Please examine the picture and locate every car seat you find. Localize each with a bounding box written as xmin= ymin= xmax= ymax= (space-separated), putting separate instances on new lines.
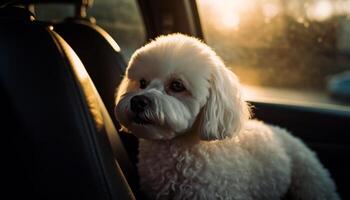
xmin=0 ymin=6 xmax=136 ymax=199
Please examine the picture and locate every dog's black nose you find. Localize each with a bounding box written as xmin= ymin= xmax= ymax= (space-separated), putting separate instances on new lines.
xmin=130 ymin=95 xmax=150 ymax=113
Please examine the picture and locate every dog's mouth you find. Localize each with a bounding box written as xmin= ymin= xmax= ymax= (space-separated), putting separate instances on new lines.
xmin=132 ymin=115 xmax=152 ymax=125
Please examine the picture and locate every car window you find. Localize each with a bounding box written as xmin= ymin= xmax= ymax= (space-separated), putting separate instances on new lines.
xmin=35 ymin=0 xmax=146 ymax=60
xmin=87 ymin=0 xmax=146 ymax=59
xmin=196 ymin=0 xmax=350 ymax=106
xmin=35 ymin=4 xmax=74 ymax=21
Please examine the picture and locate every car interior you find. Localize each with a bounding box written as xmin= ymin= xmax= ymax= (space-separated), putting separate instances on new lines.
xmin=1 ymin=0 xmax=349 ymax=199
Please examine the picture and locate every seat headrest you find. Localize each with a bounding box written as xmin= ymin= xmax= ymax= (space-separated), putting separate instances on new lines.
xmin=1 ymin=0 xmax=94 ymax=18
xmin=2 ymin=0 xmax=93 ymax=7
xmin=0 ymin=6 xmax=35 ymax=22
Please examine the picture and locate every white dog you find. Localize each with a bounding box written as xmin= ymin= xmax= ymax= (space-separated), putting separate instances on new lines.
xmin=115 ymin=34 xmax=339 ymax=200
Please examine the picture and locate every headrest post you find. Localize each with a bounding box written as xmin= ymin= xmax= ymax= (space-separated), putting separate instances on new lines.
xmin=75 ymin=2 xmax=87 ymax=18
xmin=25 ymin=4 xmax=35 ymax=15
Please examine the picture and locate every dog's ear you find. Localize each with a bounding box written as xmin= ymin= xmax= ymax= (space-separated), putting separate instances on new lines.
xmin=199 ymin=64 xmax=250 ymax=141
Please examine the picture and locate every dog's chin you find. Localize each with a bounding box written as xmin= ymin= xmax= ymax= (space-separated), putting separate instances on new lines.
xmin=127 ymin=121 xmax=178 ymax=140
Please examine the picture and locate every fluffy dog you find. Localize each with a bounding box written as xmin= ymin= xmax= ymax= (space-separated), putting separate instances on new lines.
xmin=115 ymin=34 xmax=339 ymax=200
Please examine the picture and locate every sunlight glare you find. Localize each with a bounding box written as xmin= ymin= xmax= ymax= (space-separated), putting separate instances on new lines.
xmin=307 ymin=0 xmax=333 ymax=21
xmin=262 ymin=3 xmax=280 ymax=20
xmin=335 ymin=0 xmax=350 ymax=15
xmin=222 ymin=12 xmax=240 ymax=29
xmin=202 ymin=0 xmax=254 ymax=30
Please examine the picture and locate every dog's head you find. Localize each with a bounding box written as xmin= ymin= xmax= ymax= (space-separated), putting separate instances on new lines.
xmin=115 ymin=34 xmax=250 ymax=140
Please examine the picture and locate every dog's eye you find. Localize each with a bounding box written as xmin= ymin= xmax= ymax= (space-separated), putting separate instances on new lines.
xmin=170 ymin=80 xmax=186 ymax=92
xmin=140 ymin=79 xmax=147 ymax=89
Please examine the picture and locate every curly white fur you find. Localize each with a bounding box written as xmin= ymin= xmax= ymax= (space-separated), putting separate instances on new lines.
xmin=115 ymin=34 xmax=339 ymax=200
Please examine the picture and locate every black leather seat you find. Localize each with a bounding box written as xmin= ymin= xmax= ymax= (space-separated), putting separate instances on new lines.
xmin=53 ymin=16 xmax=141 ymax=187
xmin=49 ymin=5 xmax=142 ymax=193
xmin=1 ymin=7 xmax=135 ymax=199
xmin=54 ymin=19 xmax=127 ymax=123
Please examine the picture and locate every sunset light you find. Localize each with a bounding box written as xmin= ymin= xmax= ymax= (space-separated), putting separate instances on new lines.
xmin=262 ymin=3 xmax=280 ymax=22
xmin=199 ymin=0 xmax=349 ymax=30
xmin=196 ymin=0 xmax=350 ymax=90
xmin=307 ymin=0 xmax=333 ymax=21
xmin=201 ymin=0 xmax=254 ymax=30
xmin=221 ymin=12 xmax=240 ymax=29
